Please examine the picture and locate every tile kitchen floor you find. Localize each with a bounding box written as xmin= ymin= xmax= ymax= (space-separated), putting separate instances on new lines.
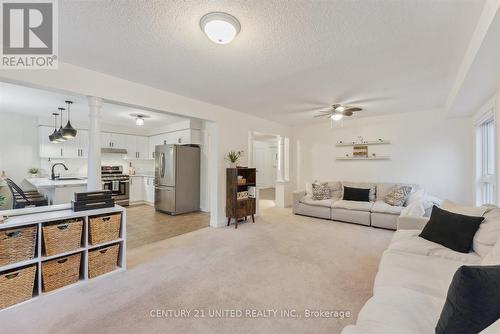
xmin=126 ymin=204 xmax=210 ymax=250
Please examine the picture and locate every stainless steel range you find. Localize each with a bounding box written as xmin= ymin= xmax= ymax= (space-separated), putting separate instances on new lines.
xmin=101 ymin=166 xmax=129 ymax=206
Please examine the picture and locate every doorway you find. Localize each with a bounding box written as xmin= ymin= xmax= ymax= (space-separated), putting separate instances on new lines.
xmin=252 ymin=133 xmax=279 ymax=210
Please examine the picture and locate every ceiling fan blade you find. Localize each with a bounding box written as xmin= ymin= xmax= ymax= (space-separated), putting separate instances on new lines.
xmin=314 ymin=114 xmax=331 ymax=118
xmin=342 ymin=110 xmax=354 ymax=116
xmin=316 ymin=109 xmax=333 ymax=114
xmin=343 ymin=107 xmax=362 ymax=113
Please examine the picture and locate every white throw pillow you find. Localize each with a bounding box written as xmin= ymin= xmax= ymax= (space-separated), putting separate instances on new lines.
xmin=473 ymin=207 xmax=500 ymax=257
xmin=482 ymin=237 xmax=500 ymax=265
xmin=401 ymin=200 xmax=427 ymax=217
xmin=441 ymin=199 xmax=487 ymax=217
xmin=405 ymin=188 xmax=425 ymax=206
xmin=305 ymin=183 xmax=313 ymax=196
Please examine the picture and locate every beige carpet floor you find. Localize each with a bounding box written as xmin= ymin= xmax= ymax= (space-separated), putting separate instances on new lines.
xmin=0 ymin=207 xmax=393 ymax=334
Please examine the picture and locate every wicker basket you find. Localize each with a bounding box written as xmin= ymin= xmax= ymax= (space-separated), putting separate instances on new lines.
xmin=0 ymin=226 xmax=37 ymax=266
xmin=42 ymin=253 xmax=81 ymax=292
xmin=88 ymin=213 xmax=121 ymax=245
xmin=88 ymin=243 xmax=120 ymax=278
xmin=42 ymin=219 xmax=83 ymax=256
xmin=0 ymin=265 xmax=36 ymax=309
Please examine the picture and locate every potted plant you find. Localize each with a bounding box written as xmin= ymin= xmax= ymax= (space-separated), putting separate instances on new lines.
xmin=28 ymin=168 xmax=39 ymax=178
xmin=226 ymin=150 xmax=243 ymax=168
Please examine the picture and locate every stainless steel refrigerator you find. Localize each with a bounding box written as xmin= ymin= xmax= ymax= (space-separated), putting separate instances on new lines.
xmin=154 ymin=144 xmax=200 ymax=215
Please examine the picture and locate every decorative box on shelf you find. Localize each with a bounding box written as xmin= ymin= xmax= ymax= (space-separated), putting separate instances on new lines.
xmin=72 ymin=191 xmax=114 ymax=212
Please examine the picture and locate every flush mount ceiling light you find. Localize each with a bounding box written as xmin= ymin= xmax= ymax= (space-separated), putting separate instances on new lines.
xmin=130 ymin=113 xmax=150 ymax=126
xmin=200 ymin=12 xmax=241 ymax=44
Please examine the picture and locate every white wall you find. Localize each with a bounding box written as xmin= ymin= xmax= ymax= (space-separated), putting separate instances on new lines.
xmin=0 ymin=111 xmax=39 ymax=184
xmin=0 ymin=62 xmax=291 ymax=227
xmin=294 ymin=110 xmax=474 ymax=204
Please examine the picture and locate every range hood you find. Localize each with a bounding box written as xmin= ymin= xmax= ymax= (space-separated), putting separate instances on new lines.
xmin=101 ymin=148 xmax=128 ymax=154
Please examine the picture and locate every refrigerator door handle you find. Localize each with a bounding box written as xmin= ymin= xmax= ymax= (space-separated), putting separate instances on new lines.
xmin=160 ymin=152 xmax=166 ymax=178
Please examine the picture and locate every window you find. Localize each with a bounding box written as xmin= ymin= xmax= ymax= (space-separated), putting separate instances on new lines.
xmin=477 ymin=118 xmax=495 ymax=205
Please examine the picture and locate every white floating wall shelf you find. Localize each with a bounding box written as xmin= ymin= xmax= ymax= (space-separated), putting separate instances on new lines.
xmin=336 ymin=139 xmax=391 ymax=147
xmin=336 ymin=156 xmax=391 ymax=161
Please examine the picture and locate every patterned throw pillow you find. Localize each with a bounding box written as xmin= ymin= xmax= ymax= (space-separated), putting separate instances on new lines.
xmin=312 ymin=182 xmax=331 ymax=200
xmin=384 ymin=185 xmax=412 ymax=206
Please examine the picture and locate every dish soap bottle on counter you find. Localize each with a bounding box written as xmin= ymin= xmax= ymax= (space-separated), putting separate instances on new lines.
xmin=128 ymin=162 xmax=135 ymax=175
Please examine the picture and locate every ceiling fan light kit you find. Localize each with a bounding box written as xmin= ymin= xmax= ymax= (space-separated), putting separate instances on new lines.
xmin=314 ymin=103 xmax=363 ymax=122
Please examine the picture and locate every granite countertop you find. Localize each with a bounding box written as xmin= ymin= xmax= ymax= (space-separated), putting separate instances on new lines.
xmin=26 ymin=177 xmax=88 ymax=189
xmin=129 ymin=174 xmax=154 ymax=178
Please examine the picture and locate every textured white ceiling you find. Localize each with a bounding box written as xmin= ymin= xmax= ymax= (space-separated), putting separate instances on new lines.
xmin=58 ymin=0 xmax=485 ymax=125
xmin=447 ymin=8 xmax=500 ymax=117
xmin=0 ymin=82 xmax=187 ymax=129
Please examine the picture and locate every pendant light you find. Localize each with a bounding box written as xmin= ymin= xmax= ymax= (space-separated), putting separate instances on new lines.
xmin=49 ymin=112 xmax=60 ymax=143
xmin=54 ymin=107 xmax=66 ymax=142
xmin=61 ymin=100 xmax=77 ymax=139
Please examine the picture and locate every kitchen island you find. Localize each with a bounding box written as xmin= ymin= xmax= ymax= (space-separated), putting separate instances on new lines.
xmin=0 ymin=203 xmax=126 ymax=310
xmin=26 ymin=177 xmax=87 ymax=205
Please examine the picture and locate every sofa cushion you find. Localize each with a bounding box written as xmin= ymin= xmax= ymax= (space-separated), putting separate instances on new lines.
xmin=332 ymin=200 xmax=373 ymax=211
xmin=482 ymin=237 xmax=500 ymax=265
xmin=419 ymin=206 xmax=484 ymax=253
xmin=343 ymin=186 xmax=370 ymax=202
xmin=312 ymin=182 xmax=330 ymax=200
xmin=342 ymin=182 xmax=376 ymax=202
xmin=436 ymin=265 xmax=500 ymax=334
xmin=388 ymin=230 xmax=482 ymax=264
xmin=442 ymin=199 xmax=487 ymax=217
xmin=474 ymin=207 xmax=500 ymax=257
xmin=299 ymin=195 xmax=336 ymax=208
xmin=327 ymin=181 xmax=342 ymax=198
xmin=371 ymin=201 xmax=403 ymax=215
xmin=343 ymin=288 xmax=444 ymax=334
xmin=384 ymin=185 xmax=412 ymax=206
xmin=374 ymin=251 xmax=472 ymax=300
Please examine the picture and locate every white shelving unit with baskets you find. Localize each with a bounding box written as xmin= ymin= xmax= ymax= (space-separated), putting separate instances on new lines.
xmin=0 ymin=205 xmax=126 ymax=311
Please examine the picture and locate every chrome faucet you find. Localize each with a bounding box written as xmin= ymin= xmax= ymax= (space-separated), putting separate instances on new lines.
xmin=51 ymin=163 xmax=68 ymax=180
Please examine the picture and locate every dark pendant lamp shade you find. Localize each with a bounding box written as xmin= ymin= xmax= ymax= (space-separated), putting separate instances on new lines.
xmin=54 ymin=107 xmax=66 ymax=142
xmin=62 ymin=100 xmax=77 ymax=139
xmin=49 ymin=112 xmax=60 ymax=143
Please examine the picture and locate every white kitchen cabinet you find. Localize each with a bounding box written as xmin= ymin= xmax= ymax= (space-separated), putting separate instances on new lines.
xmin=143 ymin=177 xmax=154 ymax=204
xmin=39 ymin=126 xmax=88 ymax=159
xmin=147 ymin=129 xmax=202 ymax=159
xmin=125 ymin=135 xmax=149 ymax=159
xmin=136 ymin=136 xmax=149 ymax=159
xmin=148 ymin=134 xmax=165 ymax=159
xmin=129 ymin=176 xmax=144 ymax=203
xmin=39 ymin=126 xmax=62 ymax=158
xmin=101 ymin=132 xmax=126 ymax=149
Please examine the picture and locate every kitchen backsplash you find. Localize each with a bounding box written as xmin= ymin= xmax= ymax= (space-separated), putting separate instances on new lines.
xmin=39 ymin=154 xmax=154 ymax=177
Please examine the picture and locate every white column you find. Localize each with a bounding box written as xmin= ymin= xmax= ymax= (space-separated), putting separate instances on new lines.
xmin=247 ymin=130 xmax=254 ymax=167
xmin=87 ymin=96 xmax=103 ymax=191
xmin=277 ymin=136 xmax=285 ymax=182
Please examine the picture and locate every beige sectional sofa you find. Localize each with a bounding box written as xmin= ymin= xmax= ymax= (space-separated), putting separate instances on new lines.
xmin=342 ymin=207 xmax=500 ymax=334
xmin=293 ymin=181 xmax=420 ymax=230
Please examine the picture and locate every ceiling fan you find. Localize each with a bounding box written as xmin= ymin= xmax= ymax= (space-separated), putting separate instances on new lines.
xmin=314 ymin=104 xmax=363 ymax=121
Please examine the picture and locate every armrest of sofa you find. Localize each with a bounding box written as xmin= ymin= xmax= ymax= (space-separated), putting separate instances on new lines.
xmin=480 ymin=319 xmax=500 ymax=333
xmin=397 ymin=216 xmax=429 ymax=230
xmin=293 ymin=190 xmax=306 ymax=214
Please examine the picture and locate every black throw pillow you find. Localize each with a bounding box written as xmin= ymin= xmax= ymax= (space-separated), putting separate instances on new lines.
xmin=436 ymin=265 xmax=500 ymax=334
xmin=342 ymin=186 xmax=370 ymax=202
xmin=419 ymin=206 xmax=484 ymax=253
